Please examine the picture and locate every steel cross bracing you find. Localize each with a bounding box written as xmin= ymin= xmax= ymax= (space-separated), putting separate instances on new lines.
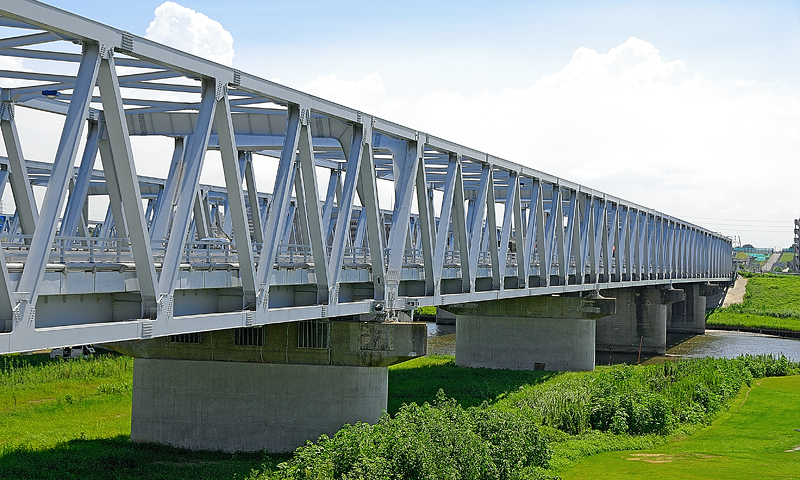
xmin=0 ymin=0 xmax=733 ymax=354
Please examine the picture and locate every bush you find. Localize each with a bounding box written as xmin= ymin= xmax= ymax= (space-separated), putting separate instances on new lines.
xmin=264 ymin=390 xmax=551 ymax=480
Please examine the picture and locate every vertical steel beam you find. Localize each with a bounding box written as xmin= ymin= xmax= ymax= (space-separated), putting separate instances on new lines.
xmin=61 ymin=120 xmax=100 ymax=236
xmin=617 ymin=206 xmax=629 ymax=280
xmin=602 ymin=200 xmax=614 ymax=281
xmin=15 ymin=43 xmax=100 ymax=308
xmin=213 ymin=91 xmax=257 ymax=307
xmin=97 ymin=52 xmax=159 ymax=314
xmin=0 ymin=102 xmax=38 ymax=235
xmin=159 ymin=78 xmax=217 ymax=297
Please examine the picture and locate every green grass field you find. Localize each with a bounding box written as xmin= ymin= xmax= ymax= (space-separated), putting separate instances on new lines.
xmin=0 ymin=353 xmax=275 ymax=480
xmin=707 ymin=274 xmax=800 ymax=332
xmin=561 ymin=375 xmax=800 ymax=479
xmin=2 ymin=351 xmax=799 ymax=478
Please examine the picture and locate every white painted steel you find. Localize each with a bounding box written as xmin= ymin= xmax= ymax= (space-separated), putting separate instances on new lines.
xmin=0 ymin=1 xmax=733 ymax=353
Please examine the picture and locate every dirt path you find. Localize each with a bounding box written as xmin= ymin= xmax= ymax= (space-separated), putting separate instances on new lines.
xmin=761 ymin=252 xmax=781 ymax=273
xmin=721 ymin=275 xmax=747 ymax=307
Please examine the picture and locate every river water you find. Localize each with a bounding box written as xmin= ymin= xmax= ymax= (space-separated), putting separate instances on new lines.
xmin=424 ymin=322 xmax=800 ymax=364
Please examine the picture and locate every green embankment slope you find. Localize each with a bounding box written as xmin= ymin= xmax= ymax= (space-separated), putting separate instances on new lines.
xmin=562 ymin=375 xmax=800 ymax=479
xmin=707 ymin=274 xmax=800 ymax=332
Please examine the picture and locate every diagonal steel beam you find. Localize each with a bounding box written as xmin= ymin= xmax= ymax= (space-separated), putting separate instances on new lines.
xmin=241 ymin=151 xmax=263 ymax=245
xmin=97 ymin=52 xmax=159 ymax=315
xmin=60 ymin=119 xmax=100 ymax=236
xmin=386 ymin=139 xmax=421 ymax=299
xmin=467 ymin=164 xmax=490 ymax=288
xmin=414 ymin=155 xmax=435 ymax=295
xmin=498 ymin=172 xmax=517 ymax=289
xmin=159 ymin=78 xmax=217 ymax=297
xmin=484 ymin=169 xmax=500 ymax=290
xmin=15 ymin=43 xmax=100 ymax=307
xmin=296 ymin=118 xmax=329 ymax=304
xmin=0 ymin=101 xmax=38 ymax=235
xmin=254 ymin=105 xmax=301 ymax=305
xmin=149 ymin=136 xmax=185 ymax=242
xmin=213 ymin=91 xmax=256 ymax=307
xmin=327 ymin=123 xmax=365 ymax=302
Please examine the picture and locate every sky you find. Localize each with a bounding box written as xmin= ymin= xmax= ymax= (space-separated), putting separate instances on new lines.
xmin=20 ymin=1 xmax=800 ymax=247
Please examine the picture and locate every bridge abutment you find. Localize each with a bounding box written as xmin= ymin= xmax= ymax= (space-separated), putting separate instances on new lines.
xmin=445 ymin=295 xmax=615 ymax=371
xmin=110 ymin=318 xmax=426 ymax=453
xmin=596 ymin=287 xmax=685 ymax=355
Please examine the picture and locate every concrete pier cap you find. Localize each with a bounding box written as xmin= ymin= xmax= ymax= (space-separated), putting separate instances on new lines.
xmin=444 ymin=294 xmax=615 ymax=372
xmin=107 ymin=317 xmax=427 ymax=453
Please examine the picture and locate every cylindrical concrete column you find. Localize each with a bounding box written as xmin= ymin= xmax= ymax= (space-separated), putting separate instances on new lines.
xmin=446 ymin=295 xmax=615 ymax=372
xmin=596 ymin=287 xmax=683 ymax=355
xmin=131 ymin=358 xmax=387 ymax=453
xmin=667 ymin=284 xmax=708 ymax=334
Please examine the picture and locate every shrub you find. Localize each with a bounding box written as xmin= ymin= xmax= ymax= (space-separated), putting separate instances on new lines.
xmin=266 ymin=390 xmax=551 ymax=480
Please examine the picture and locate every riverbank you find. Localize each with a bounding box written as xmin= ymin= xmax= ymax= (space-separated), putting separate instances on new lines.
xmin=707 ymin=273 xmax=800 ymax=333
xmin=561 ymin=375 xmax=800 ymax=479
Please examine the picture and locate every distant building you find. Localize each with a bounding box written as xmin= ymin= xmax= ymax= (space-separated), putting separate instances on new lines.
xmin=794 ymin=218 xmax=800 ymax=273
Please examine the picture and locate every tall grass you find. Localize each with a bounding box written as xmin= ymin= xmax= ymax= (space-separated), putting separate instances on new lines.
xmin=500 ymin=355 xmax=795 ymax=437
xmin=250 ymin=354 xmax=798 ymax=479
xmin=0 ymin=353 xmax=132 ymax=390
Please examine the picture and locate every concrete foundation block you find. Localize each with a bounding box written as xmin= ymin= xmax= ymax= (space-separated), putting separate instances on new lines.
xmin=131 ymin=358 xmax=387 ymax=453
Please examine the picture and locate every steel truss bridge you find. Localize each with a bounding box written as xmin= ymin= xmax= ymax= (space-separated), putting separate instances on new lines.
xmin=0 ymin=0 xmax=733 ymax=355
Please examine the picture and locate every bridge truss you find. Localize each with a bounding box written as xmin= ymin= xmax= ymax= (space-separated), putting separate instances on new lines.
xmin=0 ymin=0 xmax=733 ymax=354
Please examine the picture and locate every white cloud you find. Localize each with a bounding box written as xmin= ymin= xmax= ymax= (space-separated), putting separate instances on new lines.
xmin=297 ymin=37 xmax=800 ymax=247
xmin=302 ymin=72 xmax=386 ymax=112
xmin=145 ymin=2 xmax=234 ymax=67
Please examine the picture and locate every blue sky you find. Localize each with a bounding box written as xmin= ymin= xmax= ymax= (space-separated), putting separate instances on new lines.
xmin=44 ymin=1 xmax=800 ymax=91
xmin=29 ymin=1 xmax=800 ymax=247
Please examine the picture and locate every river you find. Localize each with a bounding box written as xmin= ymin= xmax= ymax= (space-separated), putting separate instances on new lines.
xmin=424 ymin=322 xmax=800 ymax=364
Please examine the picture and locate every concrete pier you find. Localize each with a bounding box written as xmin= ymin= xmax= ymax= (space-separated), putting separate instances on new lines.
xmin=596 ymin=287 xmax=685 ymax=355
xmin=132 ymin=359 xmax=386 ymax=453
xmin=667 ymin=284 xmax=717 ymax=334
xmin=110 ymin=318 xmax=426 ymax=452
xmin=445 ymin=295 xmax=615 ymax=371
